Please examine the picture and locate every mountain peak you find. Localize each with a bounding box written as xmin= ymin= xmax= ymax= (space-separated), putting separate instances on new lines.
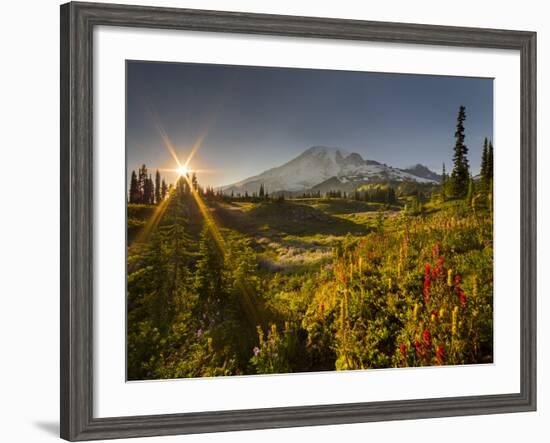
xmin=302 ymin=146 xmax=350 ymax=157
xmin=222 ymin=146 xmax=439 ymax=194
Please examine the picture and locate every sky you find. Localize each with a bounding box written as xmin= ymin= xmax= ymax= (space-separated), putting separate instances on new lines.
xmin=127 ymin=61 xmax=493 ymax=188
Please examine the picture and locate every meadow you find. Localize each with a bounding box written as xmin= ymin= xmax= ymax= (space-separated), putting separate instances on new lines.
xmin=127 ymin=181 xmax=493 ymax=380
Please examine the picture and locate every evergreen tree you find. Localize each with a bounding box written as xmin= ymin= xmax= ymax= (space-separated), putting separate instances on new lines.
xmin=480 ymin=138 xmax=489 ymax=181
xmin=138 ymin=164 xmax=148 ymax=203
xmin=259 ymin=184 xmax=265 ymax=199
xmin=161 ymin=179 xmax=168 ymax=200
xmin=450 ymin=106 xmax=470 ymax=198
xmin=143 ymin=174 xmax=154 ymax=204
xmin=191 ymin=172 xmax=198 ymax=192
xmin=176 ymin=176 xmax=187 ymax=196
xmin=155 ymin=170 xmax=161 ymax=204
xmin=129 ymin=170 xmax=140 ymax=203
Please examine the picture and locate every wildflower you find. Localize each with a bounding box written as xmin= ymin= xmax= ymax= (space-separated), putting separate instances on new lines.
xmin=423 ymin=274 xmax=431 ymax=304
xmin=424 ymin=263 xmax=431 ymax=277
xmin=413 ymin=339 xmax=423 ymax=356
xmin=446 ymin=269 xmax=452 ymax=287
xmin=430 ymin=311 xmax=438 ymax=322
xmin=432 ymin=256 xmax=444 ymax=280
xmin=423 ymin=328 xmax=431 ymax=346
xmin=412 ymin=303 xmax=419 ymax=321
xmin=453 ymin=273 xmax=467 ymax=306
xmin=454 ymin=274 xmax=462 ymax=285
xmin=436 ymin=344 xmax=445 ymax=365
xmin=320 ymin=302 xmax=325 ymax=317
xmin=195 ymin=328 xmax=203 ymax=338
xmin=439 ymin=307 xmax=445 ymax=318
xmin=457 ymin=288 xmax=467 ymax=306
xmin=452 ymin=306 xmax=459 ymax=336
xmin=400 ymin=342 xmax=407 ymax=357
xmin=256 ymin=325 xmax=264 ymax=345
xmin=253 ymin=346 xmax=260 ymax=356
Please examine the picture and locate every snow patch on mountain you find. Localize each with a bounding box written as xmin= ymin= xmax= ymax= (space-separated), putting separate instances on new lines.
xmin=222 ymin=146 xmax=439 ymax=194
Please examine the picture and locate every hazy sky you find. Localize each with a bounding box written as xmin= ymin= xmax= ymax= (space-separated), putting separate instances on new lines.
xmin=127 ymin=61 xmax=493 ymax=188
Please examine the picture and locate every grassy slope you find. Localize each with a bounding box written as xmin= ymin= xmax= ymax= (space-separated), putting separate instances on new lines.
xmin=128 ymin=195 xmax=493 ymax=375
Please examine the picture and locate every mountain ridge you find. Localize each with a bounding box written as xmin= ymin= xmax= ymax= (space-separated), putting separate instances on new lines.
xmin=222 ymin=146 xmax=440 ymax=195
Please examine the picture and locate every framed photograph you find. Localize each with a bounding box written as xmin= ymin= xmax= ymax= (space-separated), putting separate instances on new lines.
xmin=60 ymin=2 xmax=536 ymax=441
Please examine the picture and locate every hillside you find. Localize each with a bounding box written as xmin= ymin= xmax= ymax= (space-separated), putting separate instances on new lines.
xmin=127 ymin=186 xmax=493 ymax=379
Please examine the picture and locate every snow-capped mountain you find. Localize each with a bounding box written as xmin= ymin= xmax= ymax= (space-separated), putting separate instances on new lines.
xmin=222 ymin=146 xmax=439 ymax=195
xmin=402 ymin=164 xmax=442 ymax=183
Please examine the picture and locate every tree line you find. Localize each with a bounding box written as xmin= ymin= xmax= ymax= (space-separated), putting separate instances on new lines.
xmin=128 ymin=105 xmax=493 ymax=208
xmin=129 ymin=165 xmax=170 ymax=205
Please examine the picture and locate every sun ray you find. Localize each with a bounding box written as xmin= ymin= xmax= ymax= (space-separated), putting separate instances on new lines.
xmin=181 ymin=174 xmax=262 ymax=325
xmin=131 ymin=189 xmax=173 ymax=245
xmin=184 ymin=132 xmax=207 ymax=169
xmin=136 ymin=101 xmax=263 ymax=323
xmin=149 ymin=107 xmax=182 ymax=169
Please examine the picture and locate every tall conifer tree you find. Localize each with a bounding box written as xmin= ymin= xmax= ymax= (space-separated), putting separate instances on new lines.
xmin=155 ymin=170 xmax=161 ymax=204
xmin=450 ymin=106 xmax=470 ymax=198
xmin=129 ymin=170 xmax=140 ymax=203
xmin=161 ymin=179 xmax=168 ymax=200
xmin=191 ymin=172 xmax=198 ymax=192
xmin=138 ymin=164 xmax=148 ymax=203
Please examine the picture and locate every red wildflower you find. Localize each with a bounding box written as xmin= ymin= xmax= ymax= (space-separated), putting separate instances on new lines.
xmin=400 ymin=342 xmax=407 ymax=357
xmin=320 ymin=303 xmax=325 ymax=317
xmin=453 ymin=273 xmax=467 ymax=306
xmin=413 ymin=339 xmax=423 ymax=356
xmin=457 ymin=288 xmax=467 ymax=306
xmin=423 ymin=275 xmax=431 ymax=304
xmin=423 ymin=328 xmax=431 ymax=346
xmin=424 ymin=263 xmax=431 ymax=277
xmin=436 ymin=344 xmax=445 ymax=365
xmin=433 ymin=256 xmax=445 ymax=279
xmin=431 ymin=310 xmax=438 ymax=318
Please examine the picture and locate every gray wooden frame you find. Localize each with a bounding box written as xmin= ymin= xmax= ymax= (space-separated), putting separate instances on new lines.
xmin=60 ymin=1 xmax=537 ymax=441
